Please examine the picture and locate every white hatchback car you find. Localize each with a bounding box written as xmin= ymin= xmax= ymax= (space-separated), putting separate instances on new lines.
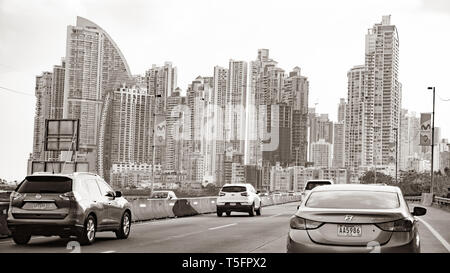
xmin=216 ymin=183 xmax=262 ymax=217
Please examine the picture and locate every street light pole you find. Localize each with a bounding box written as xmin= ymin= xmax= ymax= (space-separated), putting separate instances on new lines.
xmin=393 ymin=128 xmax=398 ymax=183
xmin=428 ymin=87 xmax=436 ymax=195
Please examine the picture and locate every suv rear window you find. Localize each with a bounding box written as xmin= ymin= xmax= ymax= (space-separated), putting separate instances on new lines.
xmin=305 ymin=181 xmax=331 ymax=191
xmin=150 ymin=192 xmax=168 ymax=199
xmin=305 ymin=190 xmax=400 ymax=209
xmin=221 ymin=186 xmax=246 ymax=193
xmin=16 ymin=176 xmax=73 ymax=194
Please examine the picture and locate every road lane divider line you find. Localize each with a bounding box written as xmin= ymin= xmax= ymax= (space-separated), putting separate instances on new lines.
xmin=417 ymin=218 xmax=450 ymax=252
xmin=208 ymin=223 xmax=237 ymax=230
xmin=268 ymin=213 xmax=284 ymax=218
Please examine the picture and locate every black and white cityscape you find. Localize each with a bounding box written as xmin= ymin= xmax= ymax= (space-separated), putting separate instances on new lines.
xmin=0 ymin=0 xmax=449 ymax=255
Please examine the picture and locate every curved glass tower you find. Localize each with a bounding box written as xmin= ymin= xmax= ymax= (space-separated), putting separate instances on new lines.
xmin=63 ymin=16 xmax=132 ymax=175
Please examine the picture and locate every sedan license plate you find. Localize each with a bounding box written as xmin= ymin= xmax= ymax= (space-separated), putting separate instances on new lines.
xmin=229 ymin=203 xmax=236 ymax=206
xmin=337 ymin=224 xmax=362 ymax=237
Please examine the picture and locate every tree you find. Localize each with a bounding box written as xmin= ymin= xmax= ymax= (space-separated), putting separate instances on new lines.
xmin=359 ymin=171 xmax=393 ymax=185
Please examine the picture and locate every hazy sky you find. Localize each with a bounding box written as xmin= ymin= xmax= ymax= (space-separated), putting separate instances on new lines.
xmin=0 ymin=0 xmax=449 ymax=181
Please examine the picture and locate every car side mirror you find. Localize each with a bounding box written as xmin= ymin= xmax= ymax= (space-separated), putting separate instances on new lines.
xmin=256 ymin=191 xmax=260 ymax=194
xmin=412 ymin=206 xmax=426 ymax=216
xmin=115 ymin=191 xmax=122 ymax=198
xmin=297 ymin=205 xmax=300 ymax=210
xmin=106 ymin=191 xmax=115 ymax=199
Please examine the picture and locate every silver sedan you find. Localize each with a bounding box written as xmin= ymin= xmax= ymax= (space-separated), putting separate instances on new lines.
xmin=287 ymin=184 xmax=427 ymax=253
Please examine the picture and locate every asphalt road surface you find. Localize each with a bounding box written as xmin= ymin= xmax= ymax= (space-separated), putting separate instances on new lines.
xmin=0 ymin=202 xmax=449 ymax=253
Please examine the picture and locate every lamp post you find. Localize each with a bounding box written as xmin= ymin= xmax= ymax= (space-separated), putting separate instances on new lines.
xmin=393 ymin=128 xmax=398 ymax=183
xmin=428 ymin=87 xmax=436 ymax=195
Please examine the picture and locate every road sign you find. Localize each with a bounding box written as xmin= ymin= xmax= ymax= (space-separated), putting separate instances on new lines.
xmin=154 ymin=115 xmax=166 ymax=146
xmin=44 ymin=119 xmax=79 ymax=151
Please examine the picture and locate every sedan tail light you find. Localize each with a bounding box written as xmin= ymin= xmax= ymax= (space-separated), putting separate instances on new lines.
xmin=376 ymin=218 xmax=413 ymax=232
xmin=290 ymin=216 xmax=323 ymax=230
xmin=240 ymin=192 xmax=248 ymax=196
xmin=10 ymin=191 xmax=22 ymax=201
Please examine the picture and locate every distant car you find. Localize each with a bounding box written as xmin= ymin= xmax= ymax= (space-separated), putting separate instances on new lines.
xmin=216 ymin=183 xmax=262 ymax=217
xmin=7 ymin=172 xmax=132 ymax=245
xmin=272 ymin=191 xmax=282 ymax=197
xmin=149 ymin=190 xmax=177 ymax=200
xmin=301 ymin=179 xmax=334 ymax=199
xmin=287 ymin=184 xmax=427 ymax=253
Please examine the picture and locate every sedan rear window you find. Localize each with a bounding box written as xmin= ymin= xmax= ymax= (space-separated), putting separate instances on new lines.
xmin=221 ymin=186 xmax=246 ymax=193
xmin=305 ymin=191 xmax=400 ymax=209
xmin=16 ymin=176 xmax=73 ymax=194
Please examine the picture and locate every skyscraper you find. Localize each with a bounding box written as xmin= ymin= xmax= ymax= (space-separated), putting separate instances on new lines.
xmin=51 ymin=59 xmax=66 ymax=120
xmin=345 ymin=15 xmax=401 ymax=172
xmin=109 ymin=87 xmax=153 ymax=164
xmin=345 ymin=65 xmax=369 ymax=168
xmin=365 ymin=15 xmax=401 ymax=167
xmin=146 ymin=62 xmax=177 ymax=114
xmin=63 ymin=17 xmax=132 ymax=173
xmin=32 ymin=72 xmax=53 ymax=161
xmin=165 ymin=89 xmax=186 ymax=173
xmin=247 ymin=49 xmax=284 ymax=166
xmin=311 ymin=139 xmax=332 ymax=168
xmin=399 ymin=109 xmax=420 ymax=171
xmin=283 ymin=67 xmax=309 ymax=166
xmin=333 ymin=98 xmax=346 ymax=168
xmin=226 ymin=60 xmax=247 ymax=156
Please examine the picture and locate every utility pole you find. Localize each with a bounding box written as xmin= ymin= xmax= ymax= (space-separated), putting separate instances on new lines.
xmin=428 ymin=87 xmax=436 ymax=195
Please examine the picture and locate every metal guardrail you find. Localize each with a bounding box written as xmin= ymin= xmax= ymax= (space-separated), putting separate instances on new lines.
xmin=404 ymin=196 xmax=422 ymax=202
xmin=435 ymin=197 xmax=450 ymax=206
xmin=405 ymin=195 xmax=450 ymax=206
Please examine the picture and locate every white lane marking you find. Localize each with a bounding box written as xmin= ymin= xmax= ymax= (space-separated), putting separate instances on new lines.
xmin=208 ymin=223 xmax=237 ymax=230
xmin=268 ymin=213 xmax=284 ymax=218
xmin=417 ymin=218 xmax=450 ymax=252
xmin=101 ymin=250 xmax=116 ymax=253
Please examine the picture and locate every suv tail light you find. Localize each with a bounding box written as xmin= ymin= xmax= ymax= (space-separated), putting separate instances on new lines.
xmin=219 ymin=192 xmax=225 ymax=197
xmin=10 ymin=191 xmax=22 ymax=201
xmin=240 ymin=192 xmax=248 ymax=197
xmin=376 ymin=219 xmax=413 ymax=232
xmin=290 ymin=216 xmax=323 ymax=230
xmin=59 ymin=191 xmax=77 ymax=201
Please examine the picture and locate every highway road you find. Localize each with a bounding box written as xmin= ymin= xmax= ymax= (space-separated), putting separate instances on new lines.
xmin=0 ymin=202 xmax=449 ymax=253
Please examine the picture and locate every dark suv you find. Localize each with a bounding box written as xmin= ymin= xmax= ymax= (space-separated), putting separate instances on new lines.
xmin=7 ymin=172 xmax=132 ymax=245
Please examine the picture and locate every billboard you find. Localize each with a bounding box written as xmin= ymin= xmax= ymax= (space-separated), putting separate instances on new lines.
xmin=31 ymin=161 xmax=89 ymax=174
xmin=44 ymin=119 xmax=79 ymax=151
xmin=420 ymin=113 xmax=432 ymax=146
xmin=154 ymin=115 xmax=166 ymax=146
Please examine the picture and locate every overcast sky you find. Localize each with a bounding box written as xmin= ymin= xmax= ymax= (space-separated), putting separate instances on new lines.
xmin=0 ymin=0 xmax=449 ymax=181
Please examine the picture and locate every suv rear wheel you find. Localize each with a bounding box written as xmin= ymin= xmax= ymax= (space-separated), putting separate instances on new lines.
xmin=115 ymin=211 xmax=131 ymax=239
xmin=78 ymin=215 xmax=96 ymax=245
xmin=256 ymin=205 xmax=262 ymax=216
xmin=248 ymin=204 xmax=256 ymax=217
xmin=217 ymin=209 xmax=223 ymax=217
xmin=12 ymin=231 xmax=31 ymax=245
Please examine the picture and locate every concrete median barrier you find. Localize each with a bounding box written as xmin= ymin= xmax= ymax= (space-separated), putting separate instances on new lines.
xmin=129 ymin=195 xmax=301 ymax=222
xmin=0 ymin=201 xmax=11 ymax=237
